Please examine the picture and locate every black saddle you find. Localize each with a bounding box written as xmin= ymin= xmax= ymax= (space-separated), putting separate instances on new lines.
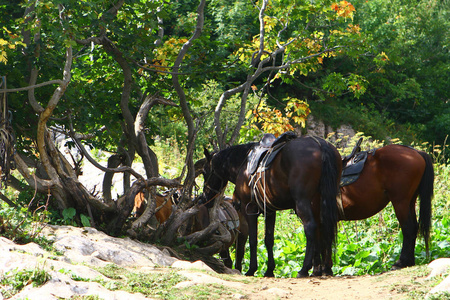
xmin=341 ymin=148 xmax=376 ymax=186
xmin=247 ymin=131 xmax=297 ymax=175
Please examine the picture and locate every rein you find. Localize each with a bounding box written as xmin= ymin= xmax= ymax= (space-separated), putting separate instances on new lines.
xmin=201 ymin=187 xmax=225 ymax=207
xmin=202 ymin=164 xmax=228 ymax=207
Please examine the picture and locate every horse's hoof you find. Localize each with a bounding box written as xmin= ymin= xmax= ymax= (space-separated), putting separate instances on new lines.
xmin=264 ymin=271 xmax=274 ymax=277
xmin=311 ymin=271 xmax=323 ymax=277
xmin=322 ymin=268 xmax=333 ymax=276
xmin=296 ymin=271 xmax=309 ymax=278
xmin=392 ymin=260 xmax=414 ymax=270
xmin=245 ymin=270 xmax=256 ymax=276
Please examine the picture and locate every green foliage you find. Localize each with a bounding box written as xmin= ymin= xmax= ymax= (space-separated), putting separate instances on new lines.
xmin=57 ymin=207 xmax=91 ymax=227
xmin=0 ymin=201 xmax=52 ymax=250
xmin=0 ymin=266 xmax=50 ymax=298
xmin=62 ymin=207 xmax=76 ymax=224
xmin=80 ymin=214 xmax=91 ymax=227
xmin=349 ymin=0 xmax=449 ymax=140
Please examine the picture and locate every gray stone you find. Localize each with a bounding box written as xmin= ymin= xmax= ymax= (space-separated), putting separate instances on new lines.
xmin=41 ymin=225 xmax=177 ymax=268
xmin=1 ymin=225 xmax=180 ymax=299
xmin=426 ymin=258 xmax=450 ymax=298
xmin=426 ymin=258 xmax=450 ymax=280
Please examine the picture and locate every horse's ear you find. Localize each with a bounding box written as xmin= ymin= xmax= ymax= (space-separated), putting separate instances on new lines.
xmin=204 ymin=147 xmax=211 ymax=161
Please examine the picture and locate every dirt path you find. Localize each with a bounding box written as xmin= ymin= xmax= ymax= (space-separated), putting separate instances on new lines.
xmin=244 ymin=274 xmax=414 ymax=299
xmin=185 ymin=266 xmax=433 ymax=300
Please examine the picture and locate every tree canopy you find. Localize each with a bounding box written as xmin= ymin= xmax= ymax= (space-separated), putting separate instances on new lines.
xmin=0 ymin=0 xmax=448 ymax=244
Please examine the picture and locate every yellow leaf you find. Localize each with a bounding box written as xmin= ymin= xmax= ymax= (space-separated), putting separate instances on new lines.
xmin=0 ymin=51 xmax=7 ymax=64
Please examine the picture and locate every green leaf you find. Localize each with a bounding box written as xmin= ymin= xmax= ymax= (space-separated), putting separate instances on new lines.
xmin=80 ymin=214 xmax=91 ymax=227
xmin=62 ymin=207 xmax=76 ymax=221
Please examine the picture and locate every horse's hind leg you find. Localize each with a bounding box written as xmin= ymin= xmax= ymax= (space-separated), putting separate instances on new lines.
xmin=320 ymin=242 xmax=334 ymax=276
xmin=311 ymin=229 xmax=324 ymax=277
xmin=295 ymin=210 xmax=317 ymax=278
xmin=392 ymin=198 xmax=418 ymax=269
xmin=297 ymin=220 xmax=317 ymax=277
xmin=264 ymin=211 xmax=276 ymax=277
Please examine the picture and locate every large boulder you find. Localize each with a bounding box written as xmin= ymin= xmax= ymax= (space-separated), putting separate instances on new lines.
xmin=0 ymin=225 xmax=218 ymax=299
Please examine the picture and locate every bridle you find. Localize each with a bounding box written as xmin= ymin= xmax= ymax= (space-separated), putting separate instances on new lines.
xmin=202 ymin=161 xmax=228 ymax=206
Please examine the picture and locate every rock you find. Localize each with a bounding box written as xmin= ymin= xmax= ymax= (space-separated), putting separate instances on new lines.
xmin=0 ymin=225 xmax=181 ymax=299
xmin=426 ymin=258 xmax=450 ymax=299
xmin=41 ymin=225 xmax=177 ymax=268
xmin=426 ymin=258 xmax=450 ymax=280
xmin=171 ymin=260 xmax=214 ymax=272
xmin=427 ymin=275 xmax=450 ymax=299
xmin=306 ymin=115 xmax=356 ymax=141
xmin=0 ymin=235 xmax=149 ymax=299
xmin=11 ymin=275 xmax=149 ymax=300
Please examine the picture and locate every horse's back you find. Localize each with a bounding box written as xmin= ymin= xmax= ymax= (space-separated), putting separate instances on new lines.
xmin=375 ymin=145 xmax=426 ymax=182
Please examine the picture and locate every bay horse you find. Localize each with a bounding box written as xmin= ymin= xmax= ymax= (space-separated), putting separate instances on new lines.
xmin=133 ymin=192 xmax=173 ymax=223
xmin=134 ymin=191 xmax=244 ymax=268
xmin=336 ymin=144 xmax=434 ymax=269
xmin=201 ymin=136 xmax=342 ymax=277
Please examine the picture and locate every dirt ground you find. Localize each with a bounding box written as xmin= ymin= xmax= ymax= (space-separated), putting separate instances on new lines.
xmin=202 ymin=266 xmax=433 ymax=300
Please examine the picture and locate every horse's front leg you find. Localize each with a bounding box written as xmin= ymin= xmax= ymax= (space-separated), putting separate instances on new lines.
xmin=245 ymin=212 xmax=259 ymax=276
xmin=220 ymin=249 xmax=233 ymax=269
xmin=264 ymin=211 xmax=276 ymax=277
xmin=235 ymin=218 xmax=248 ymax=272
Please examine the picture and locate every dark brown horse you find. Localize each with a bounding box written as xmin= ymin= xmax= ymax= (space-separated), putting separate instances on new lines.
xmin=337 ymin=144 xmax=434 ymax=268
xmin=191 ymin=196 xmax=247 ymax=268
xmin=201 ymin=136 xmax=342 ymax=277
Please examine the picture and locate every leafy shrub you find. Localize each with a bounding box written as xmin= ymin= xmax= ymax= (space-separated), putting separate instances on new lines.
xmin=0 ymin=202 xmax=52 ymax=250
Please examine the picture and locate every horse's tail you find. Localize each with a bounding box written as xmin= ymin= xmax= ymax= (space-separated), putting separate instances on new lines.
xmin=417 ymin=150 xmax=434 ymax=257
xmin=318 ymin=139 xmax=341 ymax=249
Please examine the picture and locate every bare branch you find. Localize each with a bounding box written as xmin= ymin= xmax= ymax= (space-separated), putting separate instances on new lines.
xmin=171 ymin=0 xmax=206 ymax=197
xmin=0 ymin=80 xmax=64 ymax=93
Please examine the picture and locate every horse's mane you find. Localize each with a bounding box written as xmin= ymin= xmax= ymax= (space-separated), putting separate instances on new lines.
xmin=214 ymin=142 xmax=257 ymax=162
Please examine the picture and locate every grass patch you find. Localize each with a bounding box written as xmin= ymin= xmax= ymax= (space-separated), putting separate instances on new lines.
xmin=96 ymin=264 xmax=186 ymax=299
xmin=94 ymin=264 xmax=247 ymax=299
xmin=0 ymin=267 xmax=50 ymax=298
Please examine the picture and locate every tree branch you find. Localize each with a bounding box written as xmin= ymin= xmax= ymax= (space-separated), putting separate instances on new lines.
xmin=0 ymin=80 xmax=64 ymax=93
xmin=171 ymin=0 xmax=206 ymax=201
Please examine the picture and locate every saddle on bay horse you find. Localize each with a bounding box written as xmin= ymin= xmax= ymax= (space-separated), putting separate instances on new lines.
xmin=340 ymin=138 xmax=377 ymax=186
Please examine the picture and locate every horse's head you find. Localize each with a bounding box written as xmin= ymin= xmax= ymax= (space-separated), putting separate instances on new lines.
xmin=198 ymin=147 xmax=228 ymax=208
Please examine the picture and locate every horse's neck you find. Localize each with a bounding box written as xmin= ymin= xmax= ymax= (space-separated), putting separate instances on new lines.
xmin=222 ymin=143 xmax=254 ymax=183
